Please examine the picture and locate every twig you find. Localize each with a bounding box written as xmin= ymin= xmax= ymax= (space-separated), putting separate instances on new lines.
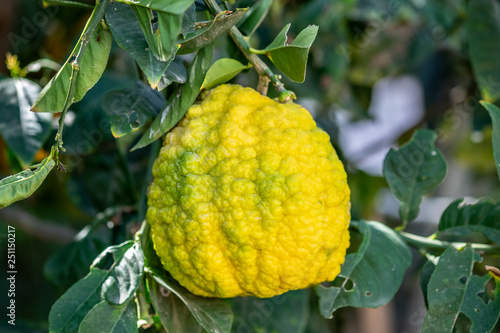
xmin=399 ymin=230 xmax=500 ymax=254
xmin=203 ymin=0 xmax=296 ymax=102
xmin=54 ymin=0 xmax=110 ymax=159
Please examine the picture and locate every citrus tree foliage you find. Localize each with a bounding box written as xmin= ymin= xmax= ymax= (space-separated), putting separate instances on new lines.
xmin=2 ymin=0 xmax=500 ymax=332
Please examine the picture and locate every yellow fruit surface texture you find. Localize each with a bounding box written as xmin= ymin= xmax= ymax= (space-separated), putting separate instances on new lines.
xmin=147 ymin=84 xmax=350 ymax=298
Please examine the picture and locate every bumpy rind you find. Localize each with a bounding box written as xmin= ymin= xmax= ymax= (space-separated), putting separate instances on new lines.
xmin=147 ymin=84 xmax=350 ymax=298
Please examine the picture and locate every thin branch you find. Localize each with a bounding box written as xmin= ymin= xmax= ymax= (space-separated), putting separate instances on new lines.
xmin=203 ymin=0 xmax=296 ymax=102
xmin=399 ymin=230 xmax=500 ymax=254
xmin=54 ymin=0 xmax=110 ymax=157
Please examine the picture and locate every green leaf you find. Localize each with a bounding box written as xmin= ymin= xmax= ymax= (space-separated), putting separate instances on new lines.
xmin=105 ymin=2 xmax=171 ymax=89
xmin=79 ymin=300 xmax=138 ymax=333
xmin=132 ymin=6 xmax=182 ymax=62
xmin=115 ymin=0 xmax=194 ymax=15
xmin=44 ymin=225 xmax=111 ymax=291
xmin=132 ymin=43 xmax=213 ymax=150
xmin=31 ymin=21 xmax=112 ymax=113
xmin=202 ymin=58 xmax=249 ymax=90
xmin=466 ymin=0 xmax=500 ymax=102
xmin=0 ymin=151 xmax=55 ymax=209
xmin=101 ymin=81 xmax=165 ymax=138
xmin=383 ymin=129 xmax=447 ymax=225
xmin=422 ymin=246 xmax=500 ymax=332
xmin=315 ymin=221 xmax=412 ymax=319
xmin=262 ymin=24 xmax=318 ymax=83
xmin=481 ymin=101 xmax=500 ymax=181
xmin=0 ymin=78 xmax=51 ymax=167
xmin=237 ymin=0 xmax=272 ymax=36
xmin=149 ymin=277 xmax=202 ymax=333
xmin=42 ymin=0 xmax=94 ymax=8
xmin=178 ymin=9 xmax=247 ymax=55
xmin=181 ymin=3 xmax=196 ymax=37
xmin=102 ymin=242 xmax=145 ymax=305
xmin=437 ymin=198 xmax=500 ymax=245
xmin=230 ymin=289 xmax=309 ymax=333
xmin=147 ymin=268 xmax=233 ymax=333
xmin=158 ymin=57 xmax=188 ymax=91
xmin=49 ymin=269 xmax=108 ymax=333
xmin=420 ymin=260 xmax=436 ymax=309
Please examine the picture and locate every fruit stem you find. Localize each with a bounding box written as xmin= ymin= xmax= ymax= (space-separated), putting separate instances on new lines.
xmin=203 ymin=0 xmax=296 ymax=102
xmin=54 ymin=0 xmax=110 ymax=162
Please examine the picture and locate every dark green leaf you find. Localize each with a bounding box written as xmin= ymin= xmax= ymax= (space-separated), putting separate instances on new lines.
xmin=42 ymin=0 xmax=94 ymax=8
xmin=132 ymin=6 xmax=182 ymax=62
xmin=437 ymin=198 xmax=500 ymax=245
xmin=202 ymin=58 xmax=249 ymax=90
xmin=181 ymin=3 xmax=196 ymax=37
xmin=102 ymin=242 xmax=145 ymax=305
xmin=231 ymin=289 xmax=309 ymax=333
xmin=147 ymin=268 xmax=233 ymax=333
xmin=383 ymin=129 xmax=447 ymax=225
xmin=132 ymin=43 xmax=213 ymax=150
xmin=105 ymin=2 xmax=171 ymax=89
xmin=0 ymin=78 xmax=51 ymax=167
xmin=422 ymin=246 xmax=500 ymax=332
xmin=149 ymin=277 xmax=202 ymax=333
xmin=49 ymin=269 xmax=108 ymax=333
xmin=420 ymin=260 xmax=436 ymax=309
xmin=263 ymin=24 xmax=318 ymax=82
xmin=482 ymin=101 xmax=500 ymax=181
xmin=101 ymin=81 xmax=165 ymax=138
xmin=178 ymin=9 xmax=247 ymax=55
xmin=0 ymin=151 xmax=55 ymax=209
xmin=315 ymin=221 xmax=412 ymax=318
xmin=237 ymin=0 xmax=272 ymax=36
xmin=466 ymin=0 xmax=500 ymax=102
xmin=44 ymin=225 xmax=111 ymax=291
xmin=115 ymin=0 xmax=194 ymax=15
xmin=79 ymin=300 xmax=138 ymax=333
xmin=158 ymin=57 xmax=188 ymax=91
xmin=31 ymin=21 xmax=112 ymax=112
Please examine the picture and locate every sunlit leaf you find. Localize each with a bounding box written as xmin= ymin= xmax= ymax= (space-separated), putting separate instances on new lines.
xmin=32 ymin=20 xmax=112 ymax=112
xmin=0 ymin=151 xmax=55 ymax=209
xmin=202 ymin=58 xmax=249 ymax=90
xmin=262 ymin=24 xmax=318 ymax=82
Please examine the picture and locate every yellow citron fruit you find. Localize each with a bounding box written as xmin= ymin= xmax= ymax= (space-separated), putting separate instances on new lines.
xmin=147 ymin=84 xmax=350 ymax=298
